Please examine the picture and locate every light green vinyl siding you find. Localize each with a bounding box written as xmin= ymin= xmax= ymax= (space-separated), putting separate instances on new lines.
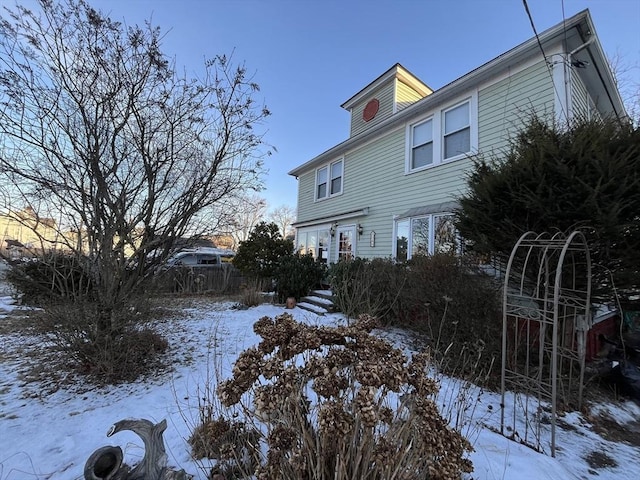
xmin=572 ymin=71 xmax=589 ymax=120
xmin=351 ymin=131 xmax=472 ymax=261
xmin=296 ymin=127 xmax=473 ymax=261
xmin=396 ymin=81 xmax=427 ymax=112
xmin=350 ymin=82 xmax=395 ymax=137
xmin=296 ymin=170 xmax=317 ymax=224
xmin=478 ymin=60 xmax=555 ymax=156
xmin=297 ymin=60 xmax=562 ymax=262
xmin=571 ymin=72 xmax=601 ymax=121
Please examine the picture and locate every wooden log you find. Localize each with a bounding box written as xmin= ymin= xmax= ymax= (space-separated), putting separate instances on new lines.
xmin=83 ymin=445 xmax=127 ymax=480
xmin=85 ymin=419 xmax=188 ymax=480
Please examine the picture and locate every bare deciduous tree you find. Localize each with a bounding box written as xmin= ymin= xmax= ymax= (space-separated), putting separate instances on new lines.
xmin=0 ymin=0 xmax=270 ymax=333
xmin=608 ymin=50 xmax=640 ymax=124
xmin=268 ymin=204 xmax=296 ymax=239
xmin=219 ymin=193 xmax=267 ymax=249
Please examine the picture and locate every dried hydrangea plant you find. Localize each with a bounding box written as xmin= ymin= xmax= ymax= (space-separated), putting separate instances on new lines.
xmin=214 ymin=313 xmax=473 ymax=480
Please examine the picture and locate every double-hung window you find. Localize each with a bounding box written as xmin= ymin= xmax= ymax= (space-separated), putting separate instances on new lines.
xmin=443 ymin=102 xmax=470 ymax=160
xmin=406 ymin=95 xmax=476 ymax=173
xmin=411 ymin=119 xmax=433 ymax=169
xmin=316 ymin=167 xmax=328 ymax=199
xmin=330 ymin=160 xmax=343 ymax=195
xmin=316 ymin=159 xmax=343 ymax=200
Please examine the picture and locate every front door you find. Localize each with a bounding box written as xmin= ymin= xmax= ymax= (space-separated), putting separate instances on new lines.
xmin=337 ymin=225 xmax=356 ymax=261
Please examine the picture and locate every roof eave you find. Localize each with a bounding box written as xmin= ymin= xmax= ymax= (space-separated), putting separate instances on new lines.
xmin=340 ymin=63 xmax=432 ymax=111
xmin=289 ymin=10 xmax=600 ymax=178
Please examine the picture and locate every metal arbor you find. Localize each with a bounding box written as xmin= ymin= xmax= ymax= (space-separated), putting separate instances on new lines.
xmin=500 ymin=231 xmax=591 ymax=457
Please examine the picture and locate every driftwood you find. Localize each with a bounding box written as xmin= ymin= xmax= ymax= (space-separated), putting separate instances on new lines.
xmin=84 ymin=419 xmax=188 ymax=480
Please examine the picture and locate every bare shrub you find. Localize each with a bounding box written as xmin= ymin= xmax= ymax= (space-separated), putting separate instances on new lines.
xmin=330 ymin=255 xmax=501 ymax=379
xmin=329 ymin=258 xmax=405 ymax=321
xmin=194 ymin=313 xmax=473 ymax=479
xmin=41 ymin=299 xmax=168 ymax=384
xmin=5 ymin=253 xmax=95 ymax=304
xmin=402 ymin=255 xmax=502 ymax=379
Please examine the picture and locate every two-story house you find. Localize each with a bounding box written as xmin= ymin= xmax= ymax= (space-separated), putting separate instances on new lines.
xmin=288 ymin=9 xmax=626 ymax=264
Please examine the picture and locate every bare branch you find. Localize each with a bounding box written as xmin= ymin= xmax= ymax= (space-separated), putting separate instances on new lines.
xmin=0 ymin=0 xmax=270 ymax=327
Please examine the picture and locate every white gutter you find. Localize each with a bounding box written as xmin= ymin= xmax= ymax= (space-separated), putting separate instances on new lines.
xmin=289 ymin=10 xmax=591 ymax=178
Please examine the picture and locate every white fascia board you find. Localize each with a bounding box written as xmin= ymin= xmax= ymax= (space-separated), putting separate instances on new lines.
xmin=289 ymin=11 xmax=591 ymax=178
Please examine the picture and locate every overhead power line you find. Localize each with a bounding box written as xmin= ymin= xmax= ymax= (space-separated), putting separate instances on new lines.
xmin=522 ymin=0 xmax=550 ymax=67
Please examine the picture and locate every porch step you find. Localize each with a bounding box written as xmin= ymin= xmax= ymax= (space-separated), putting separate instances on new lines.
xmin=297 ymin=290 xmax=338 ymax=316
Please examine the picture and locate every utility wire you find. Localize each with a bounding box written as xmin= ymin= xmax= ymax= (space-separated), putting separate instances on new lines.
xmin=522 ymin=0 xmax=550 ymax=67
xmin=522 ymin=0 xmax=569 ymax=125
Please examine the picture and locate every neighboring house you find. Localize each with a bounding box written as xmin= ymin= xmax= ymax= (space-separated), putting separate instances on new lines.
xmin=288 ymin=10 xmax=626 ymax=264
xmin=0 ymin=208 xmax=61 ymax=258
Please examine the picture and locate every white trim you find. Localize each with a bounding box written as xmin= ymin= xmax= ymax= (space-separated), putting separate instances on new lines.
xmin=392 ymin=78 xmax=398 ymax=115
xmin=549 ymin=52 xmax=571 ymax=126
xmin=336 ymin=224 xmax=357 ymax=261
xmin=341 ymin=64 xmax=432 ymax=111
xmin=315 ymin=157 xmax=344 ymax=201
xmin=295 ymin=226 xmax=332 ymax=263
xmin=289 ymin=12 xmax=595 ymax=178
xmin=292 ymin=207 xmax=369 ymax=229
xmin=475 ymin=44 xmax=560 ymax=93
xmin=393 ymin=212 xmax=458 ymax=259
xmin=405 ymin=92 xmax=478 ymax=174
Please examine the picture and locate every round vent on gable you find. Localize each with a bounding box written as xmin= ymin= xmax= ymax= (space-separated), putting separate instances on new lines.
xmin=362 ymin=98 xmax=379 ymax=122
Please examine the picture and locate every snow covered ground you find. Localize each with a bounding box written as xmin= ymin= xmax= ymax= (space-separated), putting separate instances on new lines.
xmin=1 ymin=282 xmax=639 ymax=479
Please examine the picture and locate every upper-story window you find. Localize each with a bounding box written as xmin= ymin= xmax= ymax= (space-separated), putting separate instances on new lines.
xmin=411 ymin=118 xmax=433 ymax=169
xmin=316 ymin=158 xmax=343 ymax=200
xmin=443 ymin=102 xmax=470 ymax=159
xmin=406 ymin=95 xmax=476 ymax=173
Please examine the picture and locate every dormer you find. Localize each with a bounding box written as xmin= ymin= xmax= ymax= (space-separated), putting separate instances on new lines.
xmin=341 ymin=64 xmax=433 ymax=138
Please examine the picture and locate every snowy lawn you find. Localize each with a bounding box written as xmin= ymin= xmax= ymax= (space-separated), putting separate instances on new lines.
xmin=1 ymin=294 xmax=639 ymax=479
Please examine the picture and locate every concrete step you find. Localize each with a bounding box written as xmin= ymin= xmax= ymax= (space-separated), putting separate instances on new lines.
xmin=297 ymin=290 xmax=338 ymax=316
xmin=309 ymin=289 xmax=335 ymax=302
xmin=296 ymin=301 xmax=330 ymax=316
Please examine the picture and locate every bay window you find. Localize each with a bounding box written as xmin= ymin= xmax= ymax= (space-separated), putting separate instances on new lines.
xmin=296 ymin=227 xmax=331 ymax=264
xmin=394 ymin=213 xmax=458 ymax=260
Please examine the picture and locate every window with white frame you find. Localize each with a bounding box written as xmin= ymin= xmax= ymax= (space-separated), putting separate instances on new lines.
xmin=394 ymin=213 xmax=458 ymax=261
xmin=406 ymin=96 xmax=475 ymax=172
xmin=296 ymin=228 xmax=331 ymax=263
xmin=316 ymin=159 xmax=343 ymax=200
xmin=443 ymin=102 xmax=470 ymax=159
xmin=411 ymin=118 xmax=433 ymax=169
xmin=316 ymin=167 xmax=328 ymax=199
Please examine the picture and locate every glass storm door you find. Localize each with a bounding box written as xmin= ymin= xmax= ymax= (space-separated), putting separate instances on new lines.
xmin=337 ymin=226 xmax=356 ymax=261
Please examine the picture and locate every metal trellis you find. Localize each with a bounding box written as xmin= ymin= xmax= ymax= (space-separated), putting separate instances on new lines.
xmin=500 ymin=231 xmax=591 ymax=457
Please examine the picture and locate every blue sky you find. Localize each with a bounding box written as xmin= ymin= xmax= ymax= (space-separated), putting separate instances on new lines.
xmin=14 ymin=0 xmax=640 ymax=211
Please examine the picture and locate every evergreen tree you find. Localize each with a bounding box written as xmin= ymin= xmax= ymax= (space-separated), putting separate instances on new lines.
xmin=233 ymin=222 xmax=294 ymax=281
xmin=456 ymin=117 xmax=640 ymax=305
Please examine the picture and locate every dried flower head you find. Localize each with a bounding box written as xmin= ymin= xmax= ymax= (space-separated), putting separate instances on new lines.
xmin=212 ymin=313 xmax=473 ymax=478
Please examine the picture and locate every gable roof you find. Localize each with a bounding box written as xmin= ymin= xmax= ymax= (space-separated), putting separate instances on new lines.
xmin=340 ymin=63 xmax=433 ymax=111
xmin=288 ymin=9 xmax=625 ymax=178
